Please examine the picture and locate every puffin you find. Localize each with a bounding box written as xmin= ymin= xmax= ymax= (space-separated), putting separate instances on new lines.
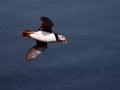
xmin=22 ymin=17 xmax=68 ymax=61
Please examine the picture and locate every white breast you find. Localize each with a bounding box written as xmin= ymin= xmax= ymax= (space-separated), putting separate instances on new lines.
xmin=29 ymin=31 xmax=57 ymax=42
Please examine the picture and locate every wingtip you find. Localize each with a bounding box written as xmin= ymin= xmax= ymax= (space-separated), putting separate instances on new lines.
xmin=24 ymin=59 xmax=33 ymax=62
xmin=24 ymin=57 xmax=34 ymax=61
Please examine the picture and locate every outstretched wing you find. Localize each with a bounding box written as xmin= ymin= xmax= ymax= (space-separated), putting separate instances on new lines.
xmin=39 ymin=16 xmax=54 ymax=33
xmin=25 ymin=41 xmax=47 ymax=61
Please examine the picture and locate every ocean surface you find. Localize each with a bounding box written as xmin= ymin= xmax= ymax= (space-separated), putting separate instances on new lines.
xmin=0 ymin=0 xmax=120 ymax=90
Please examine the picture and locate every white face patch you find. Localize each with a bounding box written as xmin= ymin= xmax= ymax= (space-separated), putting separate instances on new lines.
xmin=58 ymin=34 xmax=66 ymax=41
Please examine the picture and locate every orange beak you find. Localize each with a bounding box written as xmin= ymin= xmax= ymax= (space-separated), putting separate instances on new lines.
xmin=62 ymin=39 xmax=68 ymax=44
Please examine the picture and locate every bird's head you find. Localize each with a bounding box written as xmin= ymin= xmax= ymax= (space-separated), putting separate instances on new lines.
xmin=58 ymin=34 xmax=68 ymax=44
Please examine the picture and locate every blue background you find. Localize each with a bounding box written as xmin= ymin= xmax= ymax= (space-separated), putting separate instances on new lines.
xmin=0 ymin=0 xmax=120 ymax=90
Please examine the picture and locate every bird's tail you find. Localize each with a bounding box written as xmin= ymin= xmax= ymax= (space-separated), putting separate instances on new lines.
xmin=22 ymin=30 xmax=33 ymax=38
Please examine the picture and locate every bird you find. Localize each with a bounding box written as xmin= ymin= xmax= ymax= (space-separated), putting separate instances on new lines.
xmin=22 ymin=17 xmax=68 ymax=61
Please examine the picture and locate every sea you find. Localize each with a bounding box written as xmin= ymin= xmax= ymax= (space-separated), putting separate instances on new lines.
xmin=0 ymin=0 xmax=120 ymax=90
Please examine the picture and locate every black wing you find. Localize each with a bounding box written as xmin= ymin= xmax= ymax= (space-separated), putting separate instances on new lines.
xmin=25 ymin=40 xmax=47 ymax=61
xmin=39 ymin=16 xmax=54 ymax=33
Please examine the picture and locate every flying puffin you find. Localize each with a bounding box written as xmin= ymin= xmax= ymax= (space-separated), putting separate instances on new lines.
xmin=22 ymin=17 xmax=68 ymax=61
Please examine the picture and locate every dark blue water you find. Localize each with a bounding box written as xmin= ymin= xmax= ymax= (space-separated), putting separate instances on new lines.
xmin=0 ymin=0 xmax=120 ymax=90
